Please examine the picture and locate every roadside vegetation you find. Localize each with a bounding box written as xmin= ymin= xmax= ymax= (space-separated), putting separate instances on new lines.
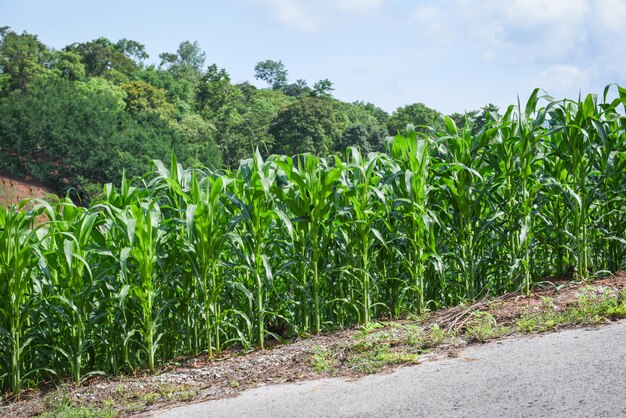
xmin=1 ymin=82 xmax=625 ymax=408
xmin=3 ymin=274 xmax=625 ymax=417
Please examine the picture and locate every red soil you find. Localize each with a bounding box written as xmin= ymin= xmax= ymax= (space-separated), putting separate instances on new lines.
xmin=0 ymin=173 xmax=58 ymax=207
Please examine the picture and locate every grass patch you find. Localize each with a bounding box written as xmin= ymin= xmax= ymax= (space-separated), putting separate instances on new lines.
xmin=312 ymin=347 xmax=337 ymax=373
xmin=40 ymin=405 xmax=114 ymax=418
xmin=517 ymin=286 xmax=626 ymax=332
xmin=465 ymin=312 xmax=510 ymax=342
xmin=310 ymin=285 xmax=626 ymax=376
xmin=348 ymin=343 xmax=420 ymax=374
xmin=310 ymin=321 xmax=456 ymax=375
xmin=40 ymin=392 xmax=114 ymax=418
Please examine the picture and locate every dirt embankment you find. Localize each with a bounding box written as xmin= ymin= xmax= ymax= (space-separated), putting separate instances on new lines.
xmin=0 ymin=173 xmax=58 ymax=207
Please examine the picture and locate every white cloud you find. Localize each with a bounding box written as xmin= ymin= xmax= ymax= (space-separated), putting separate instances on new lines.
xmin=590 ymin=0 xmax=626 ymax=78
xmin=534 ymin=65 xmax=590 ymax=91
xmin=238 ymin=0 xmax=388 ymax=31
xmin=259 ymin=0 xmax=318 ymax=31
xmin=406 ymin=0 xmax=626 ymax=79
xmin=407 ymin=0 xmax=594 ymax=62
xmin=411 ymin=4 xmax=457 ymax=43
xmin=398 ymin=0 xmax=626 ymax=107
xmin=337 ymin=0 xmax=384 ymax=14
xmin=595 ymin=0 xmax=626 ymax=31
xmin=498 ymin=0 xmax=589 ymax=26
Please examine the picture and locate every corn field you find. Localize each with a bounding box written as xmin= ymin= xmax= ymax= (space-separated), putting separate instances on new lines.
xmin=1 ymin=88 xmax=625 ymax=397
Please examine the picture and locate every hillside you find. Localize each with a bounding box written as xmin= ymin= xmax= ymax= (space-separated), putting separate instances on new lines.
xmin=0 ymin=173 xmax=58 ymax=207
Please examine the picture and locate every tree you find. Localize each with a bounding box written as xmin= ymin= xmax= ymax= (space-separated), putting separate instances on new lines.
xmin=196 ymin=64 xmax=240 ymax=119
xmin=120 ymin=79 xmax=174 ymax=116
xmin=52 ymin=50 xmax=85 ymax=81
xmin=282 ymin=79 xmax=310 ymax=98
xmin=136 ymin=65 xmax=196 ymax=110
xmin=312 ymin=78 xmax=334 ymax=98
xmin=386 ymin=102 xmax=444 ymax=135
xmin=336 ymin=123 xmax=387 ymax=154
xmin=170 ymin=113 xmax=221 ymax=169
xmin=115 ymin=38 xmax=149 ymax=65
xmin=353 ymin=101 xmax=389 ymax=125
xmin=330 ymin=100 xmax=387 ymax=154
xmin=254 ymin=60 xmax=288 ymax=90
xmin=64 ymin=37 xmax=145 ymax=80
xmin=210 ymin=87 xmax=294 ymax=168
xmin=0 ymin=75 xmax=198 ymax=197
xmin=159 ymin=41 xmax=206 ymax=75
xmin=269 ymin=97 xmax=341 ymax=156
xmin=75 ymin=77 xmax=127 ymax=110
xmin=0 ymin=27 xmax=52 ymax=92
xmin=449 ymin=104 xmax=500 ymax=134
xmin=156 ymin=41 xmax=206 ymax=108
xmin=0 ymin=75 xmax=131 ymax=190
xmin=472 ymin=103 xmax=500 ymax=133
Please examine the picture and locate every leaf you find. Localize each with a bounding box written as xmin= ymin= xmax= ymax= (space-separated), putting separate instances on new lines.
xmin=274 ymin=208 xmax=293 ymax=240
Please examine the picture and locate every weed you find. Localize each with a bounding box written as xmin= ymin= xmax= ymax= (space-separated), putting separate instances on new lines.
xmin=40 ymin=392 xmax=114 ymax=418
xmin=425 ymin=324 xmax=447 ymax=347
xmin=517 ymin=286 xmax=626 ymax=332
xmin=312 ymin=347 xmax=336 ymax=373
xmin=176 ymin=390 xmax=198 ymax=402
xmin=348 ymin=343 xmax=419 ymax=374
xmin=405 ymin=325 xmax=424 ymax=347
xmin=142 ymin=392 xmax=160 ymax=405
xmin=465 ymin=312 xmax=510 ymax=342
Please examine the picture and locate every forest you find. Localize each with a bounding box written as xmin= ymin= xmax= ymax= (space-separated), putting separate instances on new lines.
xmin=0 ymin=27 xmax=493 ymax=198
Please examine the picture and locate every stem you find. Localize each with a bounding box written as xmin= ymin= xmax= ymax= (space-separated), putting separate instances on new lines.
xmin=313 ymin=258 xmax=320 ymax=333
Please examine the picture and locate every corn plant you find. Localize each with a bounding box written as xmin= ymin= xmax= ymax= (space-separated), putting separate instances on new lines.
xmin=1 ymin=85 xmax=625 ymax=398
xmin=0 ymin=202 xmax=42 ymax=397
xmin=338 ymin=148 xmax=389 ymax=323
xmin=38 ymin=199 xmax=101 ymax=382
xmin=435 ymin=119 xmax=496 ymax=300
xmin=386 ymin=125 xmax=438 ymax=312
xmin=185 ymin=171 xmax=233 ymax=355
xmin=487 ymin=90 xmax=547 ymax=294
xmin=230 ymin=150 xmax=292 ymax=348
xmin=546 ymin=95 xmax=598 ymax=279
xmin=274 ymin=153 xmax=342 ymax=333
xmin=115 ymin=199 xmax=168 ymax=373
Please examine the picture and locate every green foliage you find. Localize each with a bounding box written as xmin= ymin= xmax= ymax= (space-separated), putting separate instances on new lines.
xmin=159 ymin=41 xmax=206 ymax=75
xmin=269 ymin=97 xmax=342 ymax=156
xmin=312 ymin=347 xmax=335 ymax=372
xmin=121 ymin=79 xmax=174 ymax=116
xmin=516 ymin=287 xmax=626 ymax=332
xmin=1 ymin=82 xmax=625 ymax=396
xmin=465 ymin=312 xmax=510 ymax=342
xmin=0 ymin=28 xmax=53 ymax=92
xmin=311 ymin=79 xmax=334 ymax=98
xmin=52 ymin=51 xmax=85 ymax=81
xmin=0 ymin=72 xmax=221 ymax=197
xmin=254 ymin=59 xmax=288 ymax=90
xmin=0 ymin=75 xmax=132 ymax=191
xmin=64 ymin=37 xmax=144 ymax=80
xmin=386 ymin=102 xmax=444 ymax=135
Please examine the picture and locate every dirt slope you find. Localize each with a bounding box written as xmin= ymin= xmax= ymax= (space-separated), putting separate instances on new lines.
xmin=0 ymin=173 xmax=58 ymax=207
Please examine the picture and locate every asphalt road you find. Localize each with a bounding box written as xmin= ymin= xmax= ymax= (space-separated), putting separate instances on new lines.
xmin=156 ymin=320 xmax=626 ymax=417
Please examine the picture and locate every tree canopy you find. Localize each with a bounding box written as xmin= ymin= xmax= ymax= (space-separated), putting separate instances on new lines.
xmin=0 ymin=27 xmax=494 ymax=198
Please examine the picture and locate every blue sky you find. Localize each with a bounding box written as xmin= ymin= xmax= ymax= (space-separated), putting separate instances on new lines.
xmin=2 ymin=0 xmax=626 ymax=114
